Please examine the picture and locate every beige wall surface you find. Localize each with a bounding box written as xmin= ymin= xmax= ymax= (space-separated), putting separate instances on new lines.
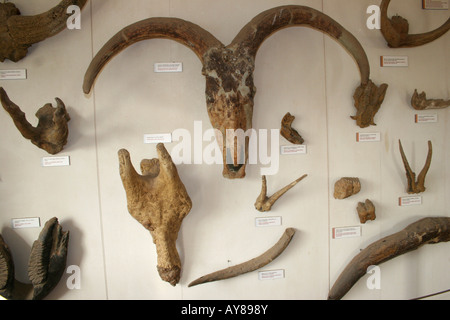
xmin=0 ymin=0 xmax=448 ymax=300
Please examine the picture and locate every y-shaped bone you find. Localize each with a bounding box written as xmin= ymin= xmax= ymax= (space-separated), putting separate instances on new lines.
xmin=118 ymin=144 xmax=192 ymax=286
xmin=398 ymin=140 xmax=432 ymax=194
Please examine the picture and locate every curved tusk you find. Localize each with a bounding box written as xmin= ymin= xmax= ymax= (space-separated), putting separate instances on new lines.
xmin=328 ymin=217 xmax=450 ymax=300
xmin=380 ymin=0 xmax=450 ymax=48
xmin=188 ymin=228 xmax=295 ymax=287
xmin=231 ymin=5 xmax=371 ymax=84
xmin=83 ymin=17 xmax=222 ymax=94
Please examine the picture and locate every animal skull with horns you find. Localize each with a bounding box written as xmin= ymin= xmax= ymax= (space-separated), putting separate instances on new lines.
xmin=84 ymin=5 xmax=388 ymax=179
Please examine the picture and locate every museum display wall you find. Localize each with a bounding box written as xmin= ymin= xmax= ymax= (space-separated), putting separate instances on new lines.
xmin=0 ymin=0 xmax=448 ymax=300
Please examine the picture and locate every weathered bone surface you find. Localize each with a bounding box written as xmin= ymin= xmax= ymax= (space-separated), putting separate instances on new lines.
xmin=411 ymin=89 xmax=450 ymax=110
xmin=380 ymin=0 xmax=450 ymax=48
xmin=356 ymin=199 xmax=376 ymax=224
xmin=83 ymin=5 xmax=387 ymax=179
xmin=0 ymin=217 xmax=69 ymax=300
xmin=328 ymin=217 xmax=450 ymax=300
xmin=0 ymin=87 xmax=70 ymax=155
xmin=352 ymin=80 xmax=388 ymax=128
xmin=0 ymin=0 xmax=88 ymax=62
xmin=255 ymin=174 xmax=307 ymax=212
xmin=118 ymin=144 xmax=192 ymax=286
xmin=398 ymin=140 xmax=432 ymax=194
xmin=188 ymin=228 xmax=295 ymax=287
xmin=280 ymin=112 xmax=304 ymax=145
xmin=333 ymin=177 xmax=361 ymax=199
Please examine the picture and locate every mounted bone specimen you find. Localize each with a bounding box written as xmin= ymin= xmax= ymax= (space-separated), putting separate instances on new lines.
xmin=333 ymin=177 xmax=361 ymax=199
xmin=0 ymin=0 xmax=88 ymax=62
xmin=328 ymin=217 xmax=450 ymax=300
xmin=398 ymin=140 xmax=432 ymax=194
xmin=188 ymin=228 xmax=295 ymax=287
xmin=83 ymin=5 xmax=388 ymax=179
xmin=380 ymin=0 xmax=450 ymax=48
xmin=255 ymin=174 xmax=307 ymax=212
xmin=411 ymin=89 xmax=450 ymax=110
xmin=0 ymin=217 xmax=69 ymax=300
xmin=118 ymin=144 xmax=192 ymax=286
xmin=0 ymin=87 xmax=70 ymax=155
xmin=356 ymin=199 xmax=376 ymax=224
xmin=280 ymin=112 xmax=304 ymax=145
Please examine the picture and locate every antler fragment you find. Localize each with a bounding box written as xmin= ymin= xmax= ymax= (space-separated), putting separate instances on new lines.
xmin=255 ymin=174 xmax=307 ymax=212
xmin=411 ymin=89 xmax=450 ymax=110
xmin=398 ymin=140 xmax=432 ymax=194
xmin=118 ymin=144 xmax=192 ymax=286
xmin=188 ymin=228 xmax=295 ymax=287
xmin=0 ymin=87 xmax=70 ymax=155
xmin=280 ymin=112 xmax=304 ymax=145
xmin=380 ymin=0 xmax=450 ymax=48
xmin=328 ymin=217 xmax=450 ymax=300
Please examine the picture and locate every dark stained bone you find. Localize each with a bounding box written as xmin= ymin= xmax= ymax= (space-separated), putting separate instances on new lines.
xmin=0 ymin=0 xmax=88 ymax=62
xmin=280 ymin=112 xmax=304 ymax=145
xmin=398 ymin=140 xmax=432 ymax=194
xmin=0 ymin=87 xmax=70 ymax=155
xmin=411 ymin=89 xmax=450 ymax=110
xmin=0 ymin=218 xmax=69 ymax=300
xmin=356 ymin=199 xmax=376 ymax=224
xmin=83 ymin=5 xmax=387 ymax=179
xmin=380 ymin=0 xmax=450 ymax=48
xmin=328 ymin=217 xmax=450 ymax=300
xmin=188 ymin=228 xmax=295 ymax=287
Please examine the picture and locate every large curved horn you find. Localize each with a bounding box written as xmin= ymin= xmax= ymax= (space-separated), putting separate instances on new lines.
xmin=231 ymin=5 xmax=371 ymax=84
xmin=83 ymin=18 xmax=223 ymax=94
xmin=380 ymin=0 xmax=450 ymax=48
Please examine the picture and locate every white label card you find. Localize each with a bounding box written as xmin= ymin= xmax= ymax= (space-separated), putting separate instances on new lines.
xmin=399 ymin=196 xmax=422 ymax=206
xmin=415 ymin=114 xmax=438 ymax=123
xmin=144 ymin=133 xmax=172 ymax=144
xmin=332 ymin=226 xmax=361 ymax=239
xmin=42 ymin=156 xmax=70 ymax=167
xmin=356 ymin=132 xmax=381 ymax=142
xmin=280 ymin=145 xmax=307 ymax=155
xmin=154 ymin=62 xmax=183 ymax=73
xmin=422 ymin=0 xmax=448 ymax=9
xmin=258 ymin=269 xmax=285 ymax=281
xmin=11 ymin=217 xmax=40 ymax=229
xmin=255 ymin=216 xmax=282 ymax=227
xmin=0 ymin=69 xmax=27 ymax=80
xmin=380 ymin=56 xmax=409 ymax=67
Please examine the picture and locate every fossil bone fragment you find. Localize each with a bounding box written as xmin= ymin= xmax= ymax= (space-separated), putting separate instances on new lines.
xmin=0 ymin=87 xmax=70 ymax=155
xmin=0 ymin=0 xmax=88 ymax=62
xmin=255 ymin=174 xmax=307 ymax=212
xmin=0 ymin=217 xmax=69 ymax=300
xmin=398 ymin=140 xmax=432 ymax=194
xmin=328 ymin=217 xmax=450 ymax=300
xmin=411 ymin=89 xmax=450 ymax=110
xmin=118 ymin=144 xmax=192 ymax=286
xmin=380 ymin=0 xmax=450 ymax=48
xmin=280 ymin=112 xmax=304 ymax=145
xmin=356 ymin=199 xmax=376 ymax=224
xmin=83 ymin=5 xmax=388 ymax=179
xmin=333 ymin=177 xmax=361 ymax=199
xmin=188 ymin=228 xmax=295 ymax=287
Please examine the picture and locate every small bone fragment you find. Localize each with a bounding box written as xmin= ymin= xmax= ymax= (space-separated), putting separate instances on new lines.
xmin=0 ymin=87 xmax=70 ymax=154
xmin=398 ymin=140 xmax=432 ymax=194
xmin=280 ymin=112 xmax=304 ymax=144
xmin=118 ymin=143 xmax=192 ymax=286
xmin=333 ymin=178 xmax=361 ymax=199
xmin=255 ymin=174 xmax=307 ymax=212
xmin=356 ymin=199 xmax=376 ymax=224
xmin=188 ymin=228 xmax=295 ymax=287
xmin=411 ymin=89 xmax=450 ymax=110
xmin=328 ymin=217 xmax=450 ymax=300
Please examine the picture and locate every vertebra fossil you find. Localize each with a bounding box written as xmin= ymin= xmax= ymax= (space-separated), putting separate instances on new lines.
xmin=411 ymin=89 xmax=450 ymax=110
xmin=0 ymin=87 xmax=70 ymax=155
xmin=0 ymin=217 xmax=69 ymax=300
xmin=118 ymin=144 xmax=192 ymax=286
xmin=280 ymin=112 xmax=304 ymax=145
xmin=83 ymin=5 xmax=388 ymax=179
xmin=0 ymin=0 xmax=88 ymax=62
xmin=328 ymin=217 xmax=450 ymax=300
xmin=398 ymin=140 xmax=432 ymax=194
xmin=380 ymin=0 xmax=450 ymax=48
